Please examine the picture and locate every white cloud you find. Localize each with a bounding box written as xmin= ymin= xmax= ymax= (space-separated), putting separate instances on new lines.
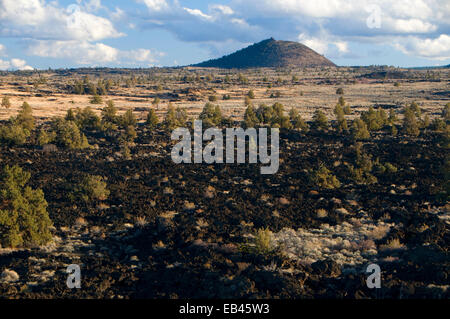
xmin=334 ymin=41 xmax=349 ymax=53
xmin=110 ymin=7 xmax=125 ymax=21
xmin=390 ymin=18 xmax=437 ymax=33
xmin=121 ymin=48 xmax=165 ymax=64
xmin=28 ymin=40 xmax=118 ymax=64
xmin=210 ymin=5 xmax=234 ymax=15
xmin=27 ymin=40 xmax=163 ymax=66
xmin=0 ymin=57 xmax=33 ymax=70
xmin=183 ymin=8 xmax=214 ymax=21
xmin=0 ymin=0 xmax=122 ymax=41
xmin=10 ymin=58 xmax=33 ymax=70
xmin=395 ymin=34 xmax=450 ymax=60
xmin=298 ymin=33 xmax=328 ymax=54
xmin=138 ymin=0 xmax=169 ymax=12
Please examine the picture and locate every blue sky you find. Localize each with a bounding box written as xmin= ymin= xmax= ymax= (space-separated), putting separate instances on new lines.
xmin=0 ymin=0 xmax=449 ymax=70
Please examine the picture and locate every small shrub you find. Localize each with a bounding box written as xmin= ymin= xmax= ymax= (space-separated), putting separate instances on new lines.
xmin=152 ymin=97 xmax=160 ymax=106
xmin=431 ymin=118 xmax=446 ymax=132
xmin=247 ymin=90 xmax=255 ymax=99
xmin=241 ymin=228 xmax=276 ymax=256
xmin=336 ymin=87 xmax=344 ymax=95
xmin=442 ymin=103 xmax=450 ymax=122
xmin=343 ymin=105 xmax=351 ymax=115
xmin=90 ymin=94 xmax=103 ymax=104
xmin=380 ymin=238 xmax=406 ymax=251
xmin=310 ymin=163 xmax=341 ymax=189
xmin=208 ymin=95 xmax=218 ymax=102
xmin=73 ymin=175 xmax=109 ymax=202
xmin=270 ymin=91 xmax=281 ymax=98
xmin=1 ymin=96 xmax=11 ymax=108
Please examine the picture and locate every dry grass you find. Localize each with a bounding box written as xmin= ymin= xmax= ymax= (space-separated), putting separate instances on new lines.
xmin=1 ymin=67 xmax=448 ymax=122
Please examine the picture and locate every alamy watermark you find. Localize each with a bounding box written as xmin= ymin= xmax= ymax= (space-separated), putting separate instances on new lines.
xmin=170 ymin=120 xmax=279 ymax=174
xmin=366 ymin=4 xmax=381 ymax=29
xmin=366 ymin=263 xmax=381 ymax=289
xmin=66 ymin=264 xmax=81 ymax=289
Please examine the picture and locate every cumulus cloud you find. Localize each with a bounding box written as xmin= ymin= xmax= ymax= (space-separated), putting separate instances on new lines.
xmin=137 ymin=0 xmax=261 ymax=44
xmin=0 ymin=1 xmax=165 ymax=67
xmin=0 ymin=58 xmax=33 ymax=70
xmin=138 ymin=0 xmax=169 ymax=12
xmin=27 ymin=40 xmax=163 ymax=66
xmin=0 ymin=0 xmax=122 ymax=41
xmin=298 ymin=33 xmax=328 ymax=54
xmin=0 ymin=43 xmax=33 ymax=70
xmin=268 ymin=1 xmax=448 ymax=60
xmin=395 ymin=34 xmax=450 ymax=60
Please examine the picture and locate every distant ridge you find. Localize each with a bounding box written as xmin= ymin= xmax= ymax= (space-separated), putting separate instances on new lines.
xmin=193 ymin=38 xmax=336 ymax=69
xmin=408 ymin=64 xmax=450 ymax=70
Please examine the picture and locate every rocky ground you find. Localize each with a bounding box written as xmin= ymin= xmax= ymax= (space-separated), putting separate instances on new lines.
xmin=0 ymin=126 xmax=448 ymax=299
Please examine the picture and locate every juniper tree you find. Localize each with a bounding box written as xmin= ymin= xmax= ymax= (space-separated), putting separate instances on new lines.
xmin=120 ymin=109 xmax=137 ymax=127
xmin=0 ymin=165 xmax=52 ymax=248
xmin=403 ymin=105 xmax=420 ymax=137
xmin=74 ymin=106 xmax=101 ymax=131
xmin=199 ymin=102 xmax=223 ymax=127
xmin=289 ymin=107 xmax=309 ymax=132
xmin=351 ymin=118 xmax=370 ymax=140
xmin=146 ymin=109 xmax=159 ymax=129
xmin=256 ymin=104 xmax=274 ymax=125
xmin=312 ymin=110 xmax=329 ymax=131
xmin=15 ymin=102 xmax=35 ymax=132
xmin=102 ymin=100 xmax=118 ymax=124
xmin=51 ymin=117 xmax=90 ymax=149
xmin=243 ymin=104 xmax=259 ymax=128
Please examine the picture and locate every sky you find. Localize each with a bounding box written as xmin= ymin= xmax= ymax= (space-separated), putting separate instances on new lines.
xmin=0 ymin=0 xmax=449 ymax=70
